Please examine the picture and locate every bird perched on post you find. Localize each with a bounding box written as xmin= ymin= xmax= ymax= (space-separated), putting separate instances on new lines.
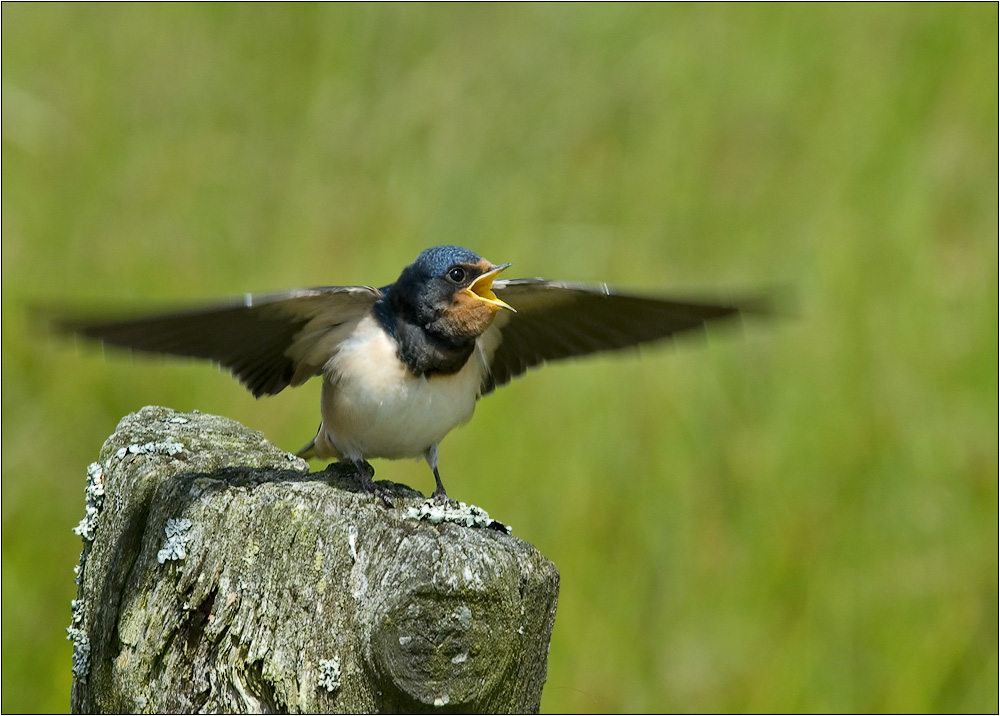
xmin=56 ymin=245 xmax=750 ymax=504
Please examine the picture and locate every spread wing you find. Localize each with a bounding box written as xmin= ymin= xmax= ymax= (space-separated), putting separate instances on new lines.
xmin=53 ymin=286 xmax=381 ymax=397
xmin=481 ymin=278 xmax=748 ymax=396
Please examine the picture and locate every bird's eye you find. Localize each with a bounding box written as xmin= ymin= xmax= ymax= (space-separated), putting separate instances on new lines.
xmin=447 ymin=266 xmax=467 ymax=283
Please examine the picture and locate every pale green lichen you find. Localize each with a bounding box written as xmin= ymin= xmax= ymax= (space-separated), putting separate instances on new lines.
xmin=403 ymin=499 xmax=511 ymax=534
xmin=243 ymin=539 xmax=261 ymax=566
xmin=317 ymin=656 xmax=341 ymax=693
xmin=73 ymin=462 xmax=106 ymax=542
xmin=454 ymin=605 xmax=473 ymax=629
xmin=69 ymin=462 xmax=106 ymax=682
xmin=114 ymin=439 xmax=185 ymax=460
xmin=157 ymin=518 xmax=193 ymax=564
xmin=67 ymin=599 xmax=90 ymax=681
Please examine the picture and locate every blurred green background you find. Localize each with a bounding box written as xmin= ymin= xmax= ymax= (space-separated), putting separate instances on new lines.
xmin=3 ymin=4 xmax=996 ymax=713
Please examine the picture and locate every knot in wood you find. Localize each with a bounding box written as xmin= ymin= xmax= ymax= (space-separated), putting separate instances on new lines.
xmin=371 ymin=588 xmax=516 ymax=707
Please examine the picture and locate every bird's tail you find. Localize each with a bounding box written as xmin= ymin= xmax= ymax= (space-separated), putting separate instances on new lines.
xmin=295 ymin=425 xmax=321 ymax=459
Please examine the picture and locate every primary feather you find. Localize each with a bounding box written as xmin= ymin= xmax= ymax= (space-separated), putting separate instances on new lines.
xmin=55 ymin=286 xmax=380 ymax=397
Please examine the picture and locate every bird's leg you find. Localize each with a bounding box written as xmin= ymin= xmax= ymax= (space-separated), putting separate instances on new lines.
xmin=424 ymin=444 xmax=450 ymax=503
xmin=351 ymin=458 xmax=393 ymax=508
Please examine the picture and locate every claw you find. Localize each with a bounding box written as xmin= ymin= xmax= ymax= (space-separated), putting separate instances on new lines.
xmin=372 ymin=485 xmax=395 ymax=509
xmin=351 ymin=459 xmax=393 ymax=508
xmin=431 ymin=485 xmax=451 ymax=505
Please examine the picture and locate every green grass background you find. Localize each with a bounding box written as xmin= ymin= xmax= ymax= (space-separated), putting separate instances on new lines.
xmin=3 ymin=5 xmax=996 ymax=713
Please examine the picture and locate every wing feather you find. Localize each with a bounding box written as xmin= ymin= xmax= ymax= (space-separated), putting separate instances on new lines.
xmin=482 ymin=278 xmax=748 ymax=395
xmin=54 ymin=286 xmax=380 ymax=397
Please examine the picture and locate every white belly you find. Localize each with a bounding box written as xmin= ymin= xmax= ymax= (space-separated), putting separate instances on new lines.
xmin=313 ymin=316 xmax=486 ymax=460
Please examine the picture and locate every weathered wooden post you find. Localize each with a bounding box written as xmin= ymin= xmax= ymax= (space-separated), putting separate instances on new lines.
xmin=69 ymin=406 xmax=559 ymax=713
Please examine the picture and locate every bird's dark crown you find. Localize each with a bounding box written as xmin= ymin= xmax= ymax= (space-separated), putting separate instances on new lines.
xmin=408 ymin=245 xmax=485 ymax=278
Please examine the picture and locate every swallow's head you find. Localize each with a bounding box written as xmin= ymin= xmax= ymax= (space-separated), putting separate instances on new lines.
xmin=391 ymin=245 xmax=514 ymax=339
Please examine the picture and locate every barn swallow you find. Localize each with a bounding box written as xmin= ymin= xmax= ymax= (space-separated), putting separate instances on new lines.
xmin=56 ymin=245 xmax=749 ymax=504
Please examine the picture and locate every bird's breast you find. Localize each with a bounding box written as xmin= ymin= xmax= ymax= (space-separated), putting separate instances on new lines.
xmin=317 ymin=315 xmax=487 ymax=460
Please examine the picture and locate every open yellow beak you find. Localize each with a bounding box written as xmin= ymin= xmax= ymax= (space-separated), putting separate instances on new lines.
xmin=466 ymin=263 xmax=516 ymax=313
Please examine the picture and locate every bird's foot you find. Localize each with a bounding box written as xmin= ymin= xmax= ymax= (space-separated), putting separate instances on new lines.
xmin=431 ymin=485 xmax=454 ymax=506
xmin=372 ymin=486 xmax=395 ymax=509
xmin=352 ymin=459 xmax=394 ymax=508
xmin=424 ymin=445 xmax=455 ymax=506
xmin=427 ymin=451 xmax=454 ymax=506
